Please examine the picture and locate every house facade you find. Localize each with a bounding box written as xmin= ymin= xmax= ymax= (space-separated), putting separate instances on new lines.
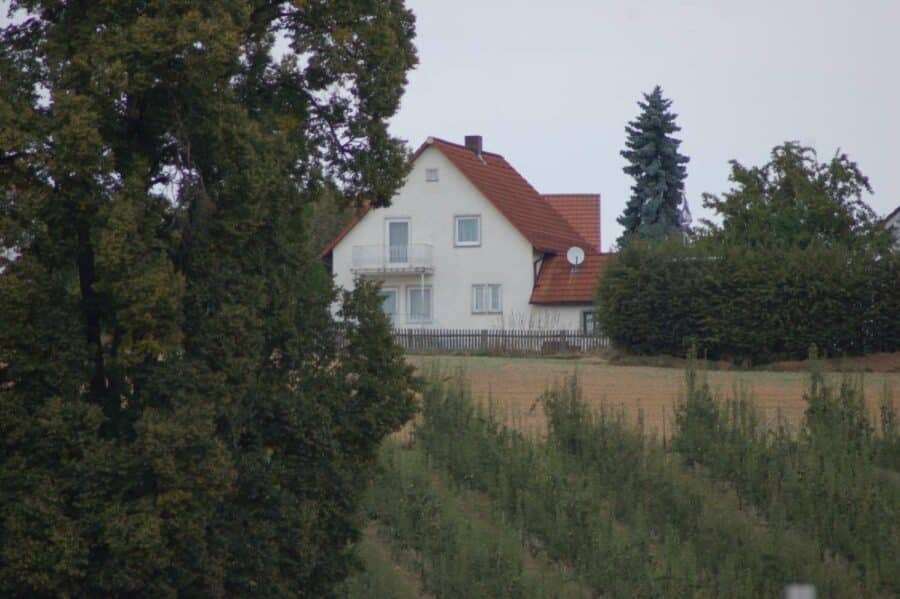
xmin=322 ymin=136 xmax=609 ymax=332
xmin=885 ymin=205 xmax=900 ymax=248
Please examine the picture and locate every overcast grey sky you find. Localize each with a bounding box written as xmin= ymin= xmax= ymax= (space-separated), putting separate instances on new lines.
xmin=390 ymin=0 xmax=900 ymax=250
xmin=3 ymin=1 xmax=897 ymax=251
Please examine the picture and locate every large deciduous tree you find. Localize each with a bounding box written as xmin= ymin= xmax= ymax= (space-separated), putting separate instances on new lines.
xmin=701 ymin=142 xmax=890 ymax=251
xmin=618 ymin=85 xmax=690 ymax=245
xmin=0 ymin=1 xmax=418 ymax=596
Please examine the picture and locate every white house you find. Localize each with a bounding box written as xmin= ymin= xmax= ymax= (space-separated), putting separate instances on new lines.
xmin=321 ymin=136 xmax=610 ymax=332
xmin=885 ymin=205 xmax=900 ymax=247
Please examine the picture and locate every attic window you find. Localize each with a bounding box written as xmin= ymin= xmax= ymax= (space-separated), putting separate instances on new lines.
xmin=425 ymin=168 xmax=439 ymax=182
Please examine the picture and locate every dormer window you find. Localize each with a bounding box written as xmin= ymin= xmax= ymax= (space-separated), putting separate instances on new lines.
xmin=425 ymin=168 xmax=439 ymax=182
xmin=455 ymin=215 xmax=481 ymax=247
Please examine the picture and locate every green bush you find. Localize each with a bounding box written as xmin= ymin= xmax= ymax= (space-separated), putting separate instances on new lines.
xmin=416 ymin=369 xmax=661 ymax=597
xmin=596 ymin=238 xmax=900 ymax=362
xmin=365 ymin=442 xmax=574 ymax=599
xmin=416 ymin=368 xmax=862 ymax=597
xmin=673 ymin=357 xmax=900 ymax=594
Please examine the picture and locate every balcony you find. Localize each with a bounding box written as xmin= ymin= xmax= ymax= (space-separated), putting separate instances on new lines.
xmin=351 ymin=244 xmax=434 ymax=274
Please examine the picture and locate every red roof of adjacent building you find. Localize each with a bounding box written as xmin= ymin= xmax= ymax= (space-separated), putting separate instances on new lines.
xmin=530 ymin=253 xmax=612 ymax=304
xmin=414 ymin=138 xmax=597 ymax=253
xmin=542 ymin=194 xmax=601 ymax=251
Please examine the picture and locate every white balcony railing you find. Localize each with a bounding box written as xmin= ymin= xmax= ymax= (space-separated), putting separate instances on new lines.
xmin=351 ymin=244 xmax=434 ymax=273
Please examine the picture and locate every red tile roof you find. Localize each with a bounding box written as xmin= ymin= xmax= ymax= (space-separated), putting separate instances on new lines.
xmin=530 ymin=253 xmax=612 ymax=304
xmin=542 ymin=194 xmax=601 ymax=251
xmin=321 ymin=137 xmax=599 ymax=258
xmin=420 ymin=138 xmax=596 ymax=253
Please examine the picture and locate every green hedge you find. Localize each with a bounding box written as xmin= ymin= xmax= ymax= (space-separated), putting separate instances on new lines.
xmin=596 ymin=239 xmax=900 ymax=362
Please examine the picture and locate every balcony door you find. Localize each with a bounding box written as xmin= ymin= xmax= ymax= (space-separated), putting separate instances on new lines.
xmin=386 ymin=219 xmax=409 ymax=264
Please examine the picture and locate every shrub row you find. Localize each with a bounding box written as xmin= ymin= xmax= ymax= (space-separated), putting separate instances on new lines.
xmin=416 ymin=368 xmax=861 ymax=597
xmin=364 ymin=441 xmax=574 ymax=598
xmin=673 ymin=358 xmax=900 ymax=594
xmin=595 ymin=239 xmax=900 ymax=362
xmin=415 ymin=371 xmax=662 ymax=597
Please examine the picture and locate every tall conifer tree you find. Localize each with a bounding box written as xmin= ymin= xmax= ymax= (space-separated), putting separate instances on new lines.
xmin=0 ymin=1 xmax=418 ymax=595
xmin=618 ymin=85 xmax=690 ymax=245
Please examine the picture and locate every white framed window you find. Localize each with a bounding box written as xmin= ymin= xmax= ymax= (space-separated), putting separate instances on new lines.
xmin=472 ymin=284 xmax=502 ymax=314
xmin=454 ymin=215 xmax=481 ymax=247
xmin=425 ymin=168 xmax=439 ymax=182
xmin=407 ymin=286 xmax=432 ymax=323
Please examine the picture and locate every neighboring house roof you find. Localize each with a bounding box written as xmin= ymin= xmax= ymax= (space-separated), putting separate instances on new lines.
xmin=530 ymin=254 xmax=612 ymax=304
xmin=542 ymin=194 xmax=601 ymax=251
xmin=420 ymin=138 xmax=595 ymax=253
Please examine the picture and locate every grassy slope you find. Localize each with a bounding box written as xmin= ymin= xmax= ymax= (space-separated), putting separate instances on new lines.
xmin=338 ymin=523 xmax=424 ymax=599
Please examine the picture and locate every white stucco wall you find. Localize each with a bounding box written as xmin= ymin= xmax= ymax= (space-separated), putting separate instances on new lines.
xmin=530 ymin=304 xmax=593 ymax=331
xmin=888 ymin=211 xmax=900 ymax=247
xmin=331 ymin=146 xmax=585 ymax=329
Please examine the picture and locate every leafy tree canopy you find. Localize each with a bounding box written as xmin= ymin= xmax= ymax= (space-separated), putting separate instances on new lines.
xmin=618 ymin=85 xmax=690 ymax=246
xmin=0 ymin=1 xmax=418 ymax=596
xmin=701 ymin=142 xmax=890 ymax=251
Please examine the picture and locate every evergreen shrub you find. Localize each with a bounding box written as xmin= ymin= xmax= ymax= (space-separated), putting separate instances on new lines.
xmin=596 ymin=238 xmax=900 ymax=362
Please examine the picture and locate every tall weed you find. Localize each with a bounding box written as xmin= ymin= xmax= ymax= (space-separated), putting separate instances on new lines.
xmin=416 ymin=369 xmax=664 ymax=597
xmin=417 ymin=368 xmax=861 ymax=597
xmin=365 ymin=441 xmax=575 ymax=598
xmin=673 ymin=353 xmax=900 ymax=594
xmin=542 ymin=375 xmax=859 ymax=597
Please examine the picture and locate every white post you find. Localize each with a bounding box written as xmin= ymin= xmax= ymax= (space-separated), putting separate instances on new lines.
xmin=784 ymin=584 xmax=815 ymax=599
xmin=420 ymin=270 xmax=425 ymax=330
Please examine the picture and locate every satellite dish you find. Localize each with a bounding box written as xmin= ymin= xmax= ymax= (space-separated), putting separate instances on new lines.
xmin=566 ymin=246 xmax=585 ymax=268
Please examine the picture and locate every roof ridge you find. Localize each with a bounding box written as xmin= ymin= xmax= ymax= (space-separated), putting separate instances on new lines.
xmin=432 ymin=141 xmax=595 ymax=253
xmin=429 ymin=140 xmax=598 ymax=253
xmin=542 ymin=193 xmax=601 ymax=197
xmin=427 ymin=136 xmax=505 ymax=158
xmin=322 ymin=136 xmax=603 ymax=257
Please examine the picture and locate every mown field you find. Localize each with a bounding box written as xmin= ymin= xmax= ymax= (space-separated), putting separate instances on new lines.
xmin=408 ymin=355 xmax=900 ymax=437
xmin=342 ymin=358 xmax=900 ymax=598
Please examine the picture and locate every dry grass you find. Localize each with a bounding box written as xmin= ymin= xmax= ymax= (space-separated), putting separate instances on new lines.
xmin=408 ymin=355 xmax=900 ymax=438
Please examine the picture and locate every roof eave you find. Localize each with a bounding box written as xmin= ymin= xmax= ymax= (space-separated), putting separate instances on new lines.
xmin=529 ymin=298 xmax=595 ymax=305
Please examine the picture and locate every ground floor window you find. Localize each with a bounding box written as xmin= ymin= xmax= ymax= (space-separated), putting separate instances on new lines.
xmin=582 ymin=310 xmax=597 ymax=335
xmin=379 ymin=287 xmax=398 ymax=324
xmin=472 ymin=284 xmax=502 ymax=313
xmin=407 ymin=285 xmax=432 ymax=323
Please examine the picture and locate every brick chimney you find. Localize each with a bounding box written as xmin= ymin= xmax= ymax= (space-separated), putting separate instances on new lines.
xmin=464 ymin=135 xmax=483 ymax=156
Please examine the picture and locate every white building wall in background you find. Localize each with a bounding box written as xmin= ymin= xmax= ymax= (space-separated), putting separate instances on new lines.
xmin=331 ymin=146 xmax=586 ymax=329
xmin=887 ymin=209 xmax=900 ymax=247
xmin=529 ymin=304 xmax=592 ymax=331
